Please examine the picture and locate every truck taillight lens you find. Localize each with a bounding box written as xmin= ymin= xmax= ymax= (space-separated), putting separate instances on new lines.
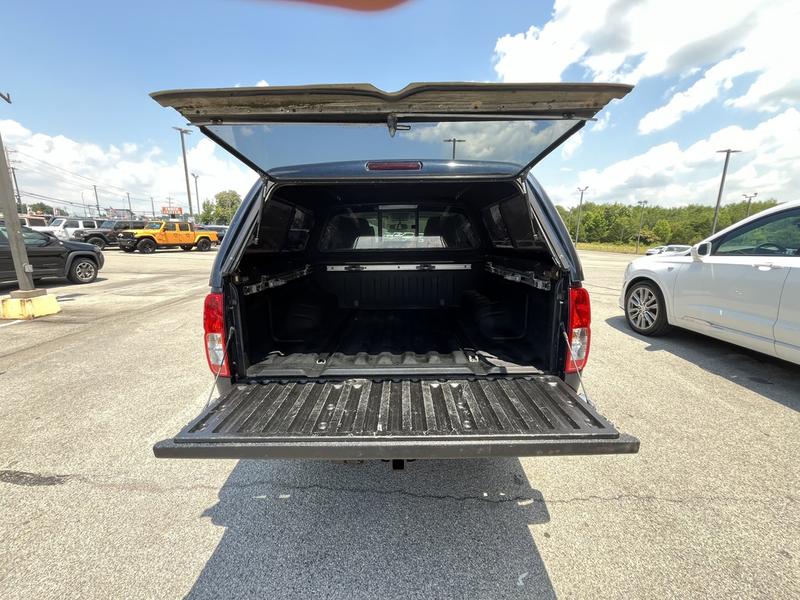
xmin=565 ymin=286 xmax=591 ymax=373
xmin=203 ymin=292 xmax=230 ymax=377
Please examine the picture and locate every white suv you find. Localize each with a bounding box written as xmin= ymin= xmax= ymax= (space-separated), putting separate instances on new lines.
xmin=39 ymin=218 xmax=99 ymax=241
xmin=621 ymin=200 xmax=800 ymax=364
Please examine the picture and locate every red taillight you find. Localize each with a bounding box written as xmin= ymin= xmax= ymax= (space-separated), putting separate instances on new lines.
xmin=565 ymin=286 xmax=591 ymax=373
xmin=203 ymin=292 xmax=230 ymax=377
xmin=365 ymin=160 xmax=423 ymax=171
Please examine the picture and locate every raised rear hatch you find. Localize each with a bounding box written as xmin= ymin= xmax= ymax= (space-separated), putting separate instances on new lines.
xmin=152 ymin=82 xmax=631 ymax=179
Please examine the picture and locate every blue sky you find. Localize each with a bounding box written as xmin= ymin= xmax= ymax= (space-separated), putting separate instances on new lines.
xmin=2 ymin=0 xmax=797 ymax=214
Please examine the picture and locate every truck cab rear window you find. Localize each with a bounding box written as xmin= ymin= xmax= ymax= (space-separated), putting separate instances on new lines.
xmin=319 ymin=206 xmax=478 ymax=251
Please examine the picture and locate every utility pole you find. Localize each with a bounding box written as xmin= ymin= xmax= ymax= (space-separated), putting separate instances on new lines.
xmin=93 ymin=184 xmax=100 ymax=216
xmin=743 ymin=192 xmax=758 ymax=217
xmin=574 ymin=186 xmax=588 ymax=244
xmin=9 ymin=165 xmax=21 ymax=212
xmin=635 ymin=200 xmax=649 ymax=254
xmin=150 ymin=196 xmax=156 ymax=218
xmin=443 ymin=138 xmax=465 ymax=160
xmin=711 ymin=149 xmax=741 ymax=234
xmin=0 ymin=130 xmax=34 ymax=292
xmin=0 ymin=86 xmax=52 ymax=310
xmin=173 ymin=127 xmax=194 ymax=217
xmin=126 ymin=192 xmax=132 ymax=216
xmin=191 ymin=173 xmax=200 ymax=218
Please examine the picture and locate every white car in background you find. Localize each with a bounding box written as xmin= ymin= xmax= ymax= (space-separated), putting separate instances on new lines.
xmin=39 ymin=217 xmax=99 ymax=241
xmin=620 ymin=200 xmax=800 ymax=364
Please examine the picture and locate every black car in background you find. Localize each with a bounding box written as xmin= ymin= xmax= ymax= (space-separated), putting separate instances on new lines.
xmin=0 ymin=225 xmax=104 ymax=284
xmin=72 ymin=219 xmax=148 ymax=249
xmin=197 ymin=224 xmax=228 ymax=241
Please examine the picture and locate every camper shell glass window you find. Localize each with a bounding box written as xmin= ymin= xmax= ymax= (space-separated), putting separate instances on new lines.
xmin=483 ymin=196 xmax=541 ymax=249
xmin=319 ymin=206 xmax=478 ymax=251
xmin=257 ymin=200 xmax=313 ymax=252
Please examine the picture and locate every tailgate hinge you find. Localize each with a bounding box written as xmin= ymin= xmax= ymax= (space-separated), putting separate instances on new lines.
xmin=242 ymin=265 xmax=312 ymax=295
xmin=485 ymin=262 xmax=555 ymax=291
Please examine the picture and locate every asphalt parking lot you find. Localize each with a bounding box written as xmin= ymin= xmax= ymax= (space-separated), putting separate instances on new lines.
xmin=0 ymin=249 xmax=797 ymax=599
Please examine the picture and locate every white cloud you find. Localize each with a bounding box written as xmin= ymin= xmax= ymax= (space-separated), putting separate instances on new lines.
xmin=591 ymin=111 xmax=611 ymax=132
xmin=0 ymin=119 xmax=257 ymax=216
xmin=255 ymin=80 xmax=269 ymax=87
xmin=406 ymin=120 xmax=580 ymax=163
xmin=546 ymin=108 xmax=800 ymax=208
xmin=493 ymin=0 xmax=800 ymax=133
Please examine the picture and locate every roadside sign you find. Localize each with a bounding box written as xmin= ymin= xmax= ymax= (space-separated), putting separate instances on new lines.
xmin=161 ymin=207 xmax=183 ymax=215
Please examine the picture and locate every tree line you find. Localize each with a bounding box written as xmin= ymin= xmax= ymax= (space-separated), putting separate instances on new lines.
xmin=555 ymin=199 xmax=778 ymax=246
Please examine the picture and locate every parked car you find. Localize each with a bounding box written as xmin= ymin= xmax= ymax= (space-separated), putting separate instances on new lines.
xmin=0 ymin=225 xmax=104 ymax=284
xmin=16 ymin=215 xmax=50 ymax=229
xmin=72 ymin=219 xmax=148 ymax=249
xmin=197 ymin=224 xmax=228 ymax=241
xmin=39 ymin=217 xmax=100 ymax=241
xmin=149 ymin=81 xmax=640 ymax=462
xmin=621 ymin=201 xmax=800 ymax=364
xmin=117 ymin=220 xmax=218 ymax=253
xmin=645 ymin=245 xmax=666 ymax=255
xmin=659 ymin=244 xmax=691 ymax=255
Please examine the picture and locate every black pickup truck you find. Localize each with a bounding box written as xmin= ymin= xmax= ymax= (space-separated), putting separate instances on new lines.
xmin=152 ymin=82 xmax=639 ymax=461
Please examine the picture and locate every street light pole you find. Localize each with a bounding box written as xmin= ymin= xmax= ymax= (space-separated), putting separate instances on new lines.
xmin=743 ymin=192 xmax=758 ymax=217
xmin=443 ymin=138 xmax=465 ymax=160
xmin=126 ymin=192 xmax=132 ymax=216
xmin=191 ymin=172 xmax=200 ymax=216
xmin=173 ymin=127 xmax=194 ymax=217
xmin=150 ymin=196 xmax=156 ymax=218
xmin=574 ymin=186 xmax=588 ymax=244
xmin=711 ymin=149 xmax=741 ymax=234
xmin=93 ymin=184 xmax=100 ymax=216
xmin=635 ymin=200 xmax=648 ymax=254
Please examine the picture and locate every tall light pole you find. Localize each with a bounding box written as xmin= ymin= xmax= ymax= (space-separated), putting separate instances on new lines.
xmin=443 ymin=138 xmax=465 ymax=160
xmin=173 ymin=126 xmax=194 ymax=217
xmin=126 ymin=192 xmax=132 ymax=216
xmin=635 ymin=200 xmax=648 ymax=254
xmin=93 ymin=184 xmax=100 ymax=216
xmin=150 ymin=196 xmax=156 ymax=219
xmin=711 ymin=149 xmax=741 ymax=234
xmin=574 ymin=186 xmax=588 ymax=244
xmin=743 ymin=192 xmax=758 ymax=217
xmin=191 ymin=172 xmax=200 ymax=216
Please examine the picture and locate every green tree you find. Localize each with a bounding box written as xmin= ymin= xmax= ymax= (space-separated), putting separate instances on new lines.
xmin=213 ymin=190 xmax=242 ymax=225
xmin=653 ymin=219 xmax=672 ymax=243
xmin=28 ymin=202 xmax=53 ymax=215
xmin=199 ymin=200 xmax=215 ymax=224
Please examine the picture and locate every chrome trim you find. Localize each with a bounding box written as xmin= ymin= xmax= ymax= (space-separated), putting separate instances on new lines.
xmin=325 ymin=263 xmax=472 ymax=272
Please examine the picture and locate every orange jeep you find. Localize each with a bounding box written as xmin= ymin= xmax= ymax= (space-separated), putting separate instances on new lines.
xmin=117 ymin=220 xmax=218 ymax=253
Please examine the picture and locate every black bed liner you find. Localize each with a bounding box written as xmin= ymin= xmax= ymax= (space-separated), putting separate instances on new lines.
xmin=154 ymin=376 xmax=639 ymax=459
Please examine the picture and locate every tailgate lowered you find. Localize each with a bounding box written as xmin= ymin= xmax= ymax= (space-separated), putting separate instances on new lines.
xmin=154 ymin=376 xmax=639 ymax=459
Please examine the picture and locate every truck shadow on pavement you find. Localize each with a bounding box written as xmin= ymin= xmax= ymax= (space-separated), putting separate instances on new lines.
xmin=606 ymin=315 xmax=799 ymax=412
xmin=185 ymin=458 xmax=555 ymax=600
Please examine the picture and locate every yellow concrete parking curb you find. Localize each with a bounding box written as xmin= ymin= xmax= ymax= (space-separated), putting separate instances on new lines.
xmin=0 ymin=293 xmax=61 ymax=319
